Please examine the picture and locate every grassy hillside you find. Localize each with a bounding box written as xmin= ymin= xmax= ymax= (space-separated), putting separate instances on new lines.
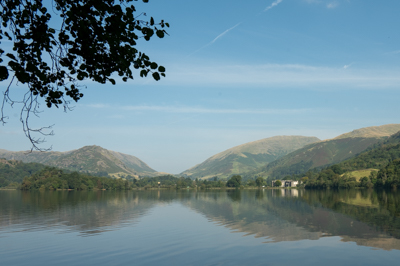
xmin=246 ymin=125 xmax=400 ymax=180
xmin=302 ymin=131 xmax=400 ymax=189
xmin=331 ymin=130 xmax=400 ymax=173
xmin=251 ymin=137 xmax=382 ymax=180
xmin=0 ymin=146 xmax=157 ymax=177
xmin=334 ymin=124 xmax=400 ymax=140
xmin=181 ymin=136 xmax=320 ymax=179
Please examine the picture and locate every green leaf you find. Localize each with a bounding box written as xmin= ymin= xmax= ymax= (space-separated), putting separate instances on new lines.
xmin=150 ymin=17 xmax=154 ymax=26
xmin=158 ymin=66 xmax=165 ymax=72
xmin=109 ymin=78 xmax=116 ymax=85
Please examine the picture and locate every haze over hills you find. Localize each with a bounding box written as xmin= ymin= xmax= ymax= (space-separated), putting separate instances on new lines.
xmin=181 ymin=136 xmax=320 ymax=179
xmin=246 ymin=124 xmax=400 ymax=180
xmin=0 ymin=145 xmax=157 ymax=177
xmin=333 ymin=124 xmax=400 ymax=140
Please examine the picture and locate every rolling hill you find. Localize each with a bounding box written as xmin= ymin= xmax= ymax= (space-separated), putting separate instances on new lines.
xmin=0 ymin=145 xmax=157 ymax=177
xmin=181 ymin=136 xmax=320 ymax=179
xmin=247 ymin=124 xmax=400 ymax=180
xmin=333 ymin=124 xmax=400 ymax=140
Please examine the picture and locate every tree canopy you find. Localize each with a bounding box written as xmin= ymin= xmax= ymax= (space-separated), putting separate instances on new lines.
xmin=226 ymin=175 xmax=242 ymax=188
xmin=0 ymin=0 xmax=168 ymax=150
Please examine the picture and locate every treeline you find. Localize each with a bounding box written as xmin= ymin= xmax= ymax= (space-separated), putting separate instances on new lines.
xmin=18 ymin=167 xmax=268 ymax=191
xmin=21 ymin=167 xmax=132 ymax=190
xmin=0 ymin=159 xmax=45 ymax=188
xmin=300 ymin=132 xmax=400 ymax=189
xmin=271 ymin=131 xmax=400 ymax=189
xmin=300 ymin=159 xmax=400 ymax=189
xmin=130 ymin=175 xmax=265 ymax=189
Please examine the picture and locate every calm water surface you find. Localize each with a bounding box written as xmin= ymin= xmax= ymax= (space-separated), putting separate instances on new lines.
xmin=1 ymin=189 xmax=400 ymax=265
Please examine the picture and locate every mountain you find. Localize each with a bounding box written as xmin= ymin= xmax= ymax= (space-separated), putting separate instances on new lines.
xmin=181 ymin=136 xmax=320 ymax=179
xmin=248 ymin=124 xmax=400 ymax=180
xmin=333 ymin=124 xmax=400 ymax=140
xmin=0 ymin=145 xmax=157 ymax=177
xmin=334 ymin=130 xmax=400 ymax=173
xmin=303 ymin=130 xmax=400 ymax=188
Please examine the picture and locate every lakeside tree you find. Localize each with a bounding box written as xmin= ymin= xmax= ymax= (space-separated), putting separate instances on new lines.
xmin=256 ymin=176 xmax=264 ymax=187
xmin=0 ymin=0 xmax=168 ymax=150
xmin=226 ymin=175 xmax=242 ymax=188
xmin=274 ymin=180 xmax=282 ymax=187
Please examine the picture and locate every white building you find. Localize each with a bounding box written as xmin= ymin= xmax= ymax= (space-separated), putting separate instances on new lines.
xmin=271 ymin=180 xmax=299 ymax=187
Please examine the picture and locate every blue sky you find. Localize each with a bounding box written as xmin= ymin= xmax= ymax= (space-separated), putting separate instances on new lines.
xmin=1 ymin=0 xmax=400 ymax=174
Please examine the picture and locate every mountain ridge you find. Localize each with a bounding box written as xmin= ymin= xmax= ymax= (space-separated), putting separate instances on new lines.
xmin=181 ymin=135 xmax=320 ymax=179
xmin=0 ymin=145 xmax=157 ymax=177
xmin=245 ymin=124 xmax=400 ymax=180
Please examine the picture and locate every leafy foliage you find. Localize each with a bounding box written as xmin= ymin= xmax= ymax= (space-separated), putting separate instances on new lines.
xmin=0 ymin=158 xmax=45 ymax=188
xmin=226 ymin=175 xmax=242 ymax=188
xmin=301 ymin=131 xmax=400 ymax=189
xmin=255 ymin=137 xmax=383 ymax=180
xmin=0 ymin=0 xmax=168 ymax=149
xmin=21 ymin=167 xmax=133 ymax=190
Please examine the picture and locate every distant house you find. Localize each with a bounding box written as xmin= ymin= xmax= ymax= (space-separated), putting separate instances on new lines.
xmin=272 ymin=180 xmax=299 ymax=187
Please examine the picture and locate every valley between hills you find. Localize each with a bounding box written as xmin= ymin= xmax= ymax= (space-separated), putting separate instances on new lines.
xmin=1 ymin=123 xmax=400 ymax=184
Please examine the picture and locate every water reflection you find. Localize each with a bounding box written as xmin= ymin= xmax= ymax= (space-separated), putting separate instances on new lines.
xmin=0 ymin=190 xmax=182 ymax=236
xmin=1 ymin=189 xmax=400 ymax=250
xmin=184 ymin=189 xmax=400 ymax=250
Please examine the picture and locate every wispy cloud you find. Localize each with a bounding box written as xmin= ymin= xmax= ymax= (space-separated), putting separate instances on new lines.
xmin=188 ymin=22 xmax=242 ymax=56
xmin=190 ymin=0 xmax=283 ymax=56
xmin=343 ymin=63 xmax=353 ymax=69
xmin=327 ymin=1 xmax=339 ymax=9
xmin=304 ymin=0 xmax=339 ymax=9
xmin=87 ymin=103 xmax=110 ymax=109
xmin=265 ymin=0 xmax=283 ymax=12
xmin=88 ymin=104 xmax=312 ymax=115
xmin=210 ymin=23 xmax=242 ymax=44
xmin=157 ymin=63 xmax=400 ymax=89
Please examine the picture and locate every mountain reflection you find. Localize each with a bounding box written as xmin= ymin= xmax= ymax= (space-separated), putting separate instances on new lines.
xmin=183 ymin=189 xmax=400 ymax=250
xmin=0 ymin=190 xmax=181 ymax=236
xmin=1 ymin=189 xmax=400 ymax=250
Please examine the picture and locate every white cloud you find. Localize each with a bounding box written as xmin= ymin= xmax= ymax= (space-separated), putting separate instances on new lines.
xmin=343 ymin=63 xmax=353 ymax=69
xmin=89 ymin=104 xmax=313 ymax=115
xmin=160 ymin=63 xmax=400 ymax=90
xmin=211 ymin=23 xmax=242 ymax=44
xmin=265 ymin=0 xmax=283 ymax=12
xmin=86 ymin=103 xmax=110 ymax=109
xmin=327 ymin=2 xmax=339 ymax=8
xmin=304 ymin=0 xmax=339 ymax=8
xmin=189 ymin=22 xmax=242 ymax=56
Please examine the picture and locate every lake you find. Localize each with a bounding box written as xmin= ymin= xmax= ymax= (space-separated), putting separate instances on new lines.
xmin=1 ymin=189 xmax=400 ymax=265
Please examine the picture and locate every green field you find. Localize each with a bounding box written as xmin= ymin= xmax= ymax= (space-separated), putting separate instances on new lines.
xmin=344 ymin=169 xmax=379 ymax=181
